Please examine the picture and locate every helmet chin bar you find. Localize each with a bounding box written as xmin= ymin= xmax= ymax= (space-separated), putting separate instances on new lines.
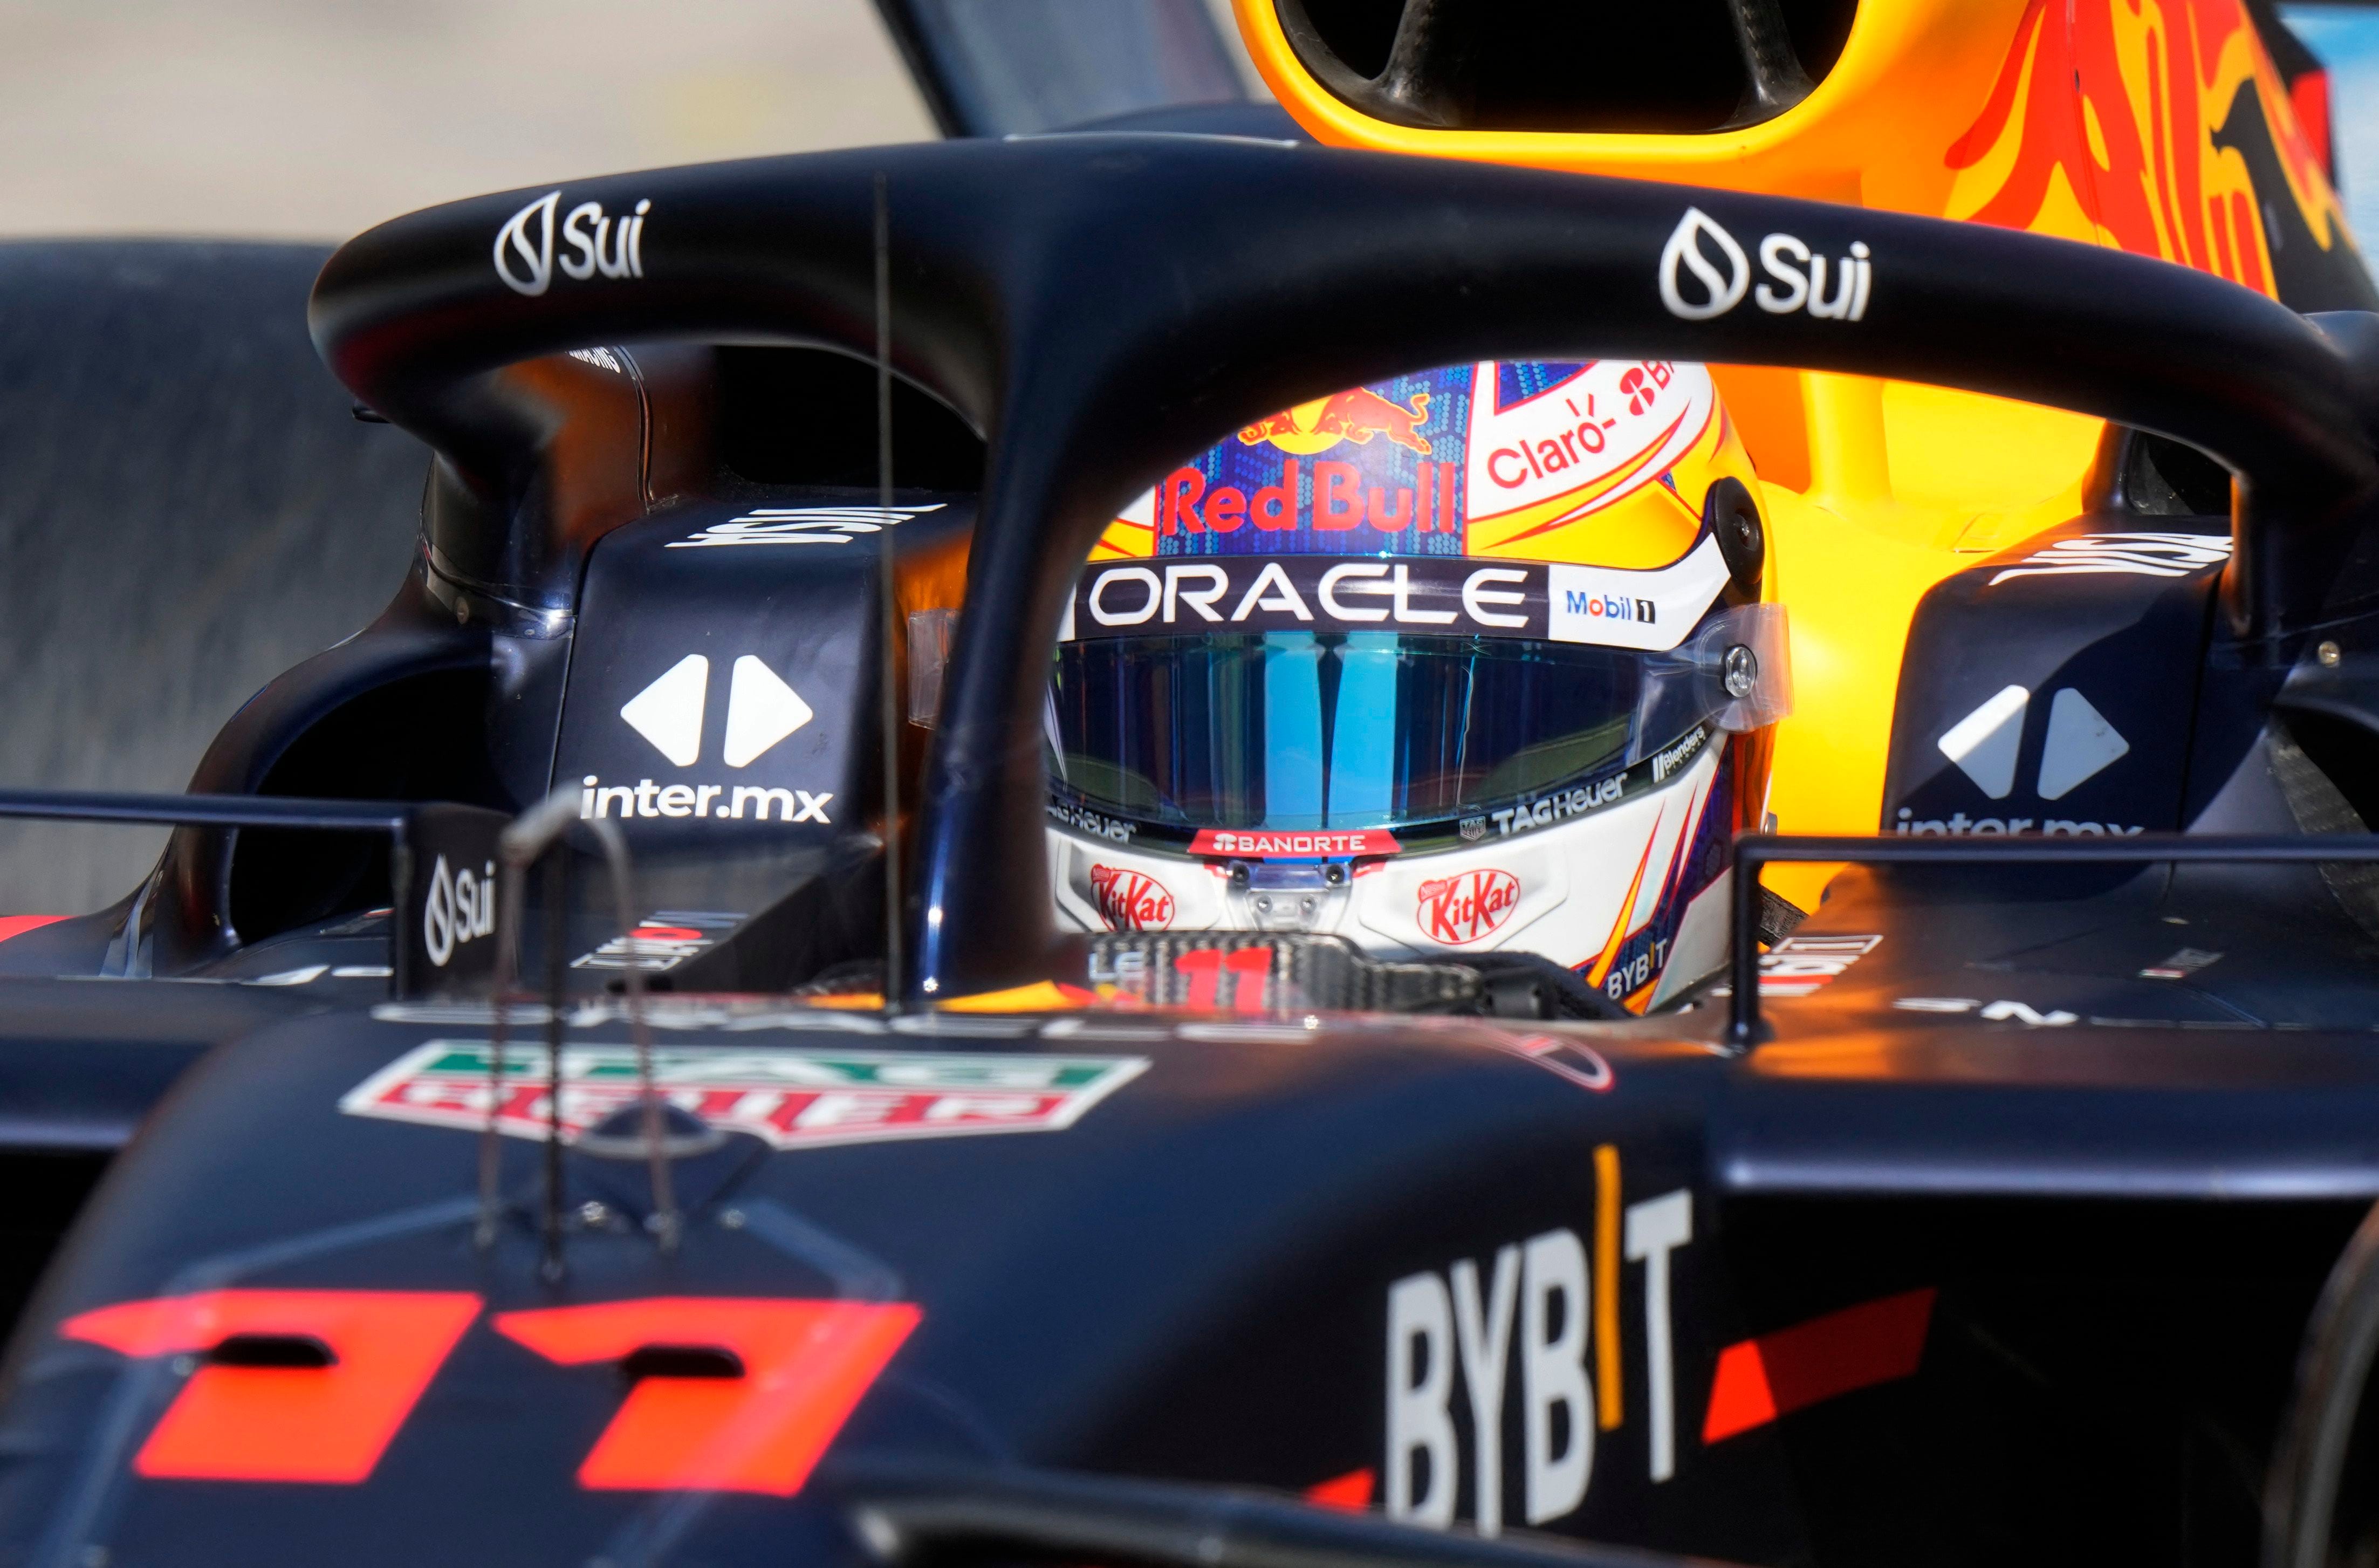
xmin=1223 ymin=860 xmax=1352 ymax=934
xmin=1052 ymin=736 xmax=1732 ymax=1008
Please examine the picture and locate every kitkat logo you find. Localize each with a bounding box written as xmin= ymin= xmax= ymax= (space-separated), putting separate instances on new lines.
xmin=1089 ymin=865 xmax=1175 ymax=932
xmin=1416 ymin=868 xmax=1519 ymax=945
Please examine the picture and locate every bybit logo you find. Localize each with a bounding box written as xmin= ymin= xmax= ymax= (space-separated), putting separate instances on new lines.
xmin=495 ymin=190 xmax=650 ymax=297
xmin=580 ymin=653 xmax=832 ymax=824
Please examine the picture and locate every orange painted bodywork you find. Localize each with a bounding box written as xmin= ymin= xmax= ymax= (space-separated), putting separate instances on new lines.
xmin=1231 ymin=0 xmax=2367 ymax=910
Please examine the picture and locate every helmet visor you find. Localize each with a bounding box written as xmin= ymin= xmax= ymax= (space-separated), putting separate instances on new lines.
xmin=1050 ymin=630 xmax=1651 ymax=834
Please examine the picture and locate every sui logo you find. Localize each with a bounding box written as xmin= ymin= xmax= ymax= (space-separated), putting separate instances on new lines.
xmin=1089 ymin=865 xmax=1176 ymax=932
xmin=1658 ymin=207 xmax=1871 ymax=323
xmin=1416 ymin=868 xmax=1519 ymax=946
xmin=422 ymin=854 xmax=496 ymax=968
xmin=495 ymin=189 xmax=651 ymax=297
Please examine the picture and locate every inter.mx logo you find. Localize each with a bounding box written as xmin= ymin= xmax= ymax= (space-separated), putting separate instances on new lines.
xmin=579 ymin=653 xmax=833 ymax=824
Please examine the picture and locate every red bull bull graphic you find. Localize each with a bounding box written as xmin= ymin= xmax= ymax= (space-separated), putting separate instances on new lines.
xmin=1239 ymin=387 xmax=1435 ymax=455
xmin=1946 ymin=0 xmax=2361 ymax=304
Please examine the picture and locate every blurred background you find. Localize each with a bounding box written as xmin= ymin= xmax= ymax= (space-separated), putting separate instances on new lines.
xmin=0 ymin=0 xmax=1263 ymax=239
xmin=0 ymin=0 xmax=1269 ymax=914
xmin=2288 ymin=5 xmax=2379 ymax=246
xmin=0 ymin=2 xmax=2356 ymax=243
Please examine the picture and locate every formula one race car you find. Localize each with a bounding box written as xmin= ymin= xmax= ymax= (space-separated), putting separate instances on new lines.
xmin=0 ymin=2 xmax=2377 ymax=1566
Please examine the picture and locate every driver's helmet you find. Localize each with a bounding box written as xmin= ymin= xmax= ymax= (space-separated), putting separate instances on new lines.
xmin=1046 ymin=359 xmax=1788 ymax=1012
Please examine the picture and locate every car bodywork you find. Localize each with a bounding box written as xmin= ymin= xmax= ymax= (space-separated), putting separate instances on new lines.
xmin=0 ymin=3 xmax=2371 ymax=1565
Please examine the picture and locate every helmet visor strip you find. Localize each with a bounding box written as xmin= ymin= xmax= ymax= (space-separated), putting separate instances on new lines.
xmin=1047 ymin=599 xmax=1785 ymax=849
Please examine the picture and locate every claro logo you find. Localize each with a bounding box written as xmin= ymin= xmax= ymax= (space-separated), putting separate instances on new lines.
xmin=495 ymin=190 xmax=651 ymax=297
xmin=1658 ymin=207 xmax=1871 ymax=324
xmin=422 ymin=854 xmax=496 ymax=968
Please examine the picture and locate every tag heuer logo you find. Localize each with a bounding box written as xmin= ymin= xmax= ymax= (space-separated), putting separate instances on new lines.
xmin=1459 ymin=816 xmax=1487 ymax=842
xmin=341 ymin=1041 xmax=1148 ymax=1151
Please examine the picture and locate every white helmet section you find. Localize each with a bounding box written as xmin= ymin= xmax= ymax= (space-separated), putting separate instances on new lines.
xmin=1048 ymin=737 xmax=1729 ymax=1003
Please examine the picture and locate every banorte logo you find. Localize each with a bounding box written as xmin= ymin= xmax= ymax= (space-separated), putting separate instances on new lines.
xmin=423 ymin=854 xmax=496 ymax=968
xmin=1416 ymin=868 xmax=1519 ymax=946
xmin=1088 ymin=865 xmax=1175 ymax=932
xmin=495 ymin=190 xmax=652 ymax=297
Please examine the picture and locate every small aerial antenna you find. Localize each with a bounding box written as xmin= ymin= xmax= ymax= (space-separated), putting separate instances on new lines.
xmin=474 ymin=791 xmax=677 ymax=1272
xmin=875 ymin=171 xmax=906 ymax=1012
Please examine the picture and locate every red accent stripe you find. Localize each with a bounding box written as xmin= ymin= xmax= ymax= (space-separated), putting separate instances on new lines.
xmin=1305 ymin=1468 xmax=1375 ymax=1510
xmin=1702 ymin=1288 xmax=1936 ymax=1443
xmin=0 ymin=915 xmax=65 ymax=943
xmin=2292 ymin=71 xmax=2334 ymax=181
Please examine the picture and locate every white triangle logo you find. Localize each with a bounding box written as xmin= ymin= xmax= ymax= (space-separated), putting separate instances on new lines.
xmin=1937 ymin=683 xmax=2030 ymax=799
xmin=620 ymin=654 xmax=708 ymax=767
xmin=2037 ymin=687 xmax=2129 ymax=800
xmin=723 ymin=654 xmax=813 ymax=768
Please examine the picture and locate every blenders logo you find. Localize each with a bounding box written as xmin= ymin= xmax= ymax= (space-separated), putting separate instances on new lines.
xmin=495 ymin=190 xmax=651 ymax=297
xmin=1416 ymin=868 xmax=1519 ymax=945
xmin=1658 ymin=207 xmax=1871 ymax=323
xmin=422 ymin=854 xmax=496 ymax=968
xmin=1651 ymin=725 xmax=1709 ymax=783
xmin=1088 ymin=866 xmax=1175 ymax=932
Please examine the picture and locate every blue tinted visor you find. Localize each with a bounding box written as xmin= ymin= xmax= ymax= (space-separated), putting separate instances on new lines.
xmin=1048 ymin=631 xmax=1663 ymax=832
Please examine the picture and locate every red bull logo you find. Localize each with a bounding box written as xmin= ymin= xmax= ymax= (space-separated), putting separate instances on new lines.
xmin=1089 ymin=865 xmax=1176 ymax=932
xmin=1416 ymin=868 xmax=1520 ymax=946
xmin=1159 ymin=458 xmax=1461 ymax=537
xmin=1238 ymin=387 xmax=1434 ymax=456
